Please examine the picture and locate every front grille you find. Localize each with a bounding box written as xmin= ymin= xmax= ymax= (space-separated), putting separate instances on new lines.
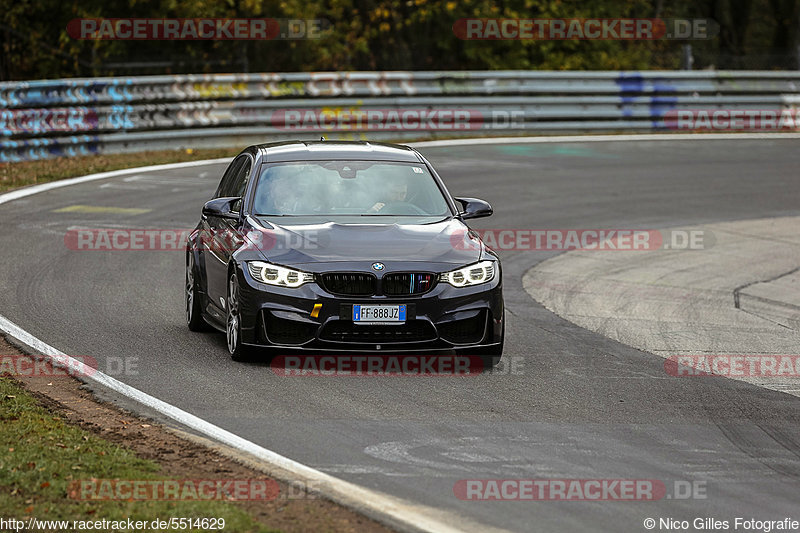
xmin=438 ymin=311 xmax=488 ymax=345
xmin=319 ymin=320 xmax=437 ymax=344
xmin=320 ymin=273 xmax=376 ymax=296
xmin=383 ymin=273 xmax=437 ymax=296
xmin=263 ymin=312 xmax=318 ymax=345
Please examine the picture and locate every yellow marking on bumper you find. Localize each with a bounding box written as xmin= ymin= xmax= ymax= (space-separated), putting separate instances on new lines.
xmin=53 ymin=205 xmax=151 ymax=215
xmin=311 ymin=303 xmax=322 ymax=318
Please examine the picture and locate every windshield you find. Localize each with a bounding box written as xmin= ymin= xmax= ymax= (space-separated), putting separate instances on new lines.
xmin=252 ymin=161 xmax=451 ymax=217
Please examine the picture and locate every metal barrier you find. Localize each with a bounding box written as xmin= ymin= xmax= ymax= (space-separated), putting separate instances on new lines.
xmin=3 ymin=71 xmax=800 ymax=161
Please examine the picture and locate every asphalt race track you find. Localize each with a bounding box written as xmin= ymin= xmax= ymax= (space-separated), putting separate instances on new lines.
xmin=2 ymin=139 xmax=800 ymax=532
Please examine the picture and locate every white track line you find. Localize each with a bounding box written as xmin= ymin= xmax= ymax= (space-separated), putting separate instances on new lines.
xmin=1 ymin=132 xmax=797 ymax=532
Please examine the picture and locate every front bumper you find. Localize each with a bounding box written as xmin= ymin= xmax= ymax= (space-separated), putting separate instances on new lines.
xmin=235 ymin=265 xmax=504 ymax=353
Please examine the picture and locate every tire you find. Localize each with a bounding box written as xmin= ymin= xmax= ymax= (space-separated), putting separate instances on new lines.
xmin=226 ymin=272 xmax=253 ymax=362
xmin=186 ymin=253 xmax=210 ymax=332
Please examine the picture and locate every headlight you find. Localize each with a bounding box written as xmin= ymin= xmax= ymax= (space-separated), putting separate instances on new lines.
xmin=439 ymin=260 xmax=496 ymax=287
xmin=247 ymin=261 xmax=314 ymax=288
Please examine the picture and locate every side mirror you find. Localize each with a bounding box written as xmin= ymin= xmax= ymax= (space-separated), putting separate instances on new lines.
xmin=202 ymin=197 xmax=240 ymax=220
xmin=455 ymin=197 xmax=493 ymax=220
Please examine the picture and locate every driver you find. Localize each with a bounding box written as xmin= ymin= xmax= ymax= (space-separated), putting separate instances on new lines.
xmin=264 ymin=170 xmax=326 ymax=214
xmin=367 ymin=180 xmax=408 ymax=213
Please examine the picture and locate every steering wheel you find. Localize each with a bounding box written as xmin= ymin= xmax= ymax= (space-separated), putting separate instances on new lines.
xmin=379 ymin=201 xmax=427 ymax=215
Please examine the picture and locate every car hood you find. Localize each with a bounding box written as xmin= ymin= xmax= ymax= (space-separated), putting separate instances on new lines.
xmin=246 ymin=216 xmax=483 ymax=268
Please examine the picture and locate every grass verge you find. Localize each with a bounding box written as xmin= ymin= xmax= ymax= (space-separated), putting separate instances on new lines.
xmin=0 ymin=376 xmax=276 ymax=532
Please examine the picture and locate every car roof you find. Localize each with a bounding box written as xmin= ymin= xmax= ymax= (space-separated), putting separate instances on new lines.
xmin=251 ymin=140 xmax=423 ymax=163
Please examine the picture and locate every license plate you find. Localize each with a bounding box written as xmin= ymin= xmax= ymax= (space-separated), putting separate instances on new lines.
xmin=353 ymin=304 xmax=406 ymax=323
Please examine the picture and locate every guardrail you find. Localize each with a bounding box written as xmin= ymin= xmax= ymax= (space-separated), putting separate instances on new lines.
xmin=3 ymin=71 xmax=800 ymax=161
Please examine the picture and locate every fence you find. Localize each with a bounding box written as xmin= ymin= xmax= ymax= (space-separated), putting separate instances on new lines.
xmin=3 ymin=70 xmax=800 ymax=161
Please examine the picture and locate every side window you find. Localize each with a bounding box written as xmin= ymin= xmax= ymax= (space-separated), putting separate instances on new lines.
xmin=214 ymin=155 xmax=246 ymax=199
xmin=229 ymin=159 xmax=252 ymax=213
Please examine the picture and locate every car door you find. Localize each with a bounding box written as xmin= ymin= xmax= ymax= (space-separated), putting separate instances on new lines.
xmin=216 ymin=155 xmax=253 ymax=274
xmin=203 ymin=154 xmax=252 ymax=311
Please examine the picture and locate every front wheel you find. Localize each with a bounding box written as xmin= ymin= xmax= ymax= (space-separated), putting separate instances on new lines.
xmin=186 ymin=253 xmax=210 ymax=332
xmin=226 ymin=272 xmax=252 ymax=361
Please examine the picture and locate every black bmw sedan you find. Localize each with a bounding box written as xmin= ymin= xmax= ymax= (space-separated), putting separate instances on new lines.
xmin=185 ymin=141 xmax=504 ymax=366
